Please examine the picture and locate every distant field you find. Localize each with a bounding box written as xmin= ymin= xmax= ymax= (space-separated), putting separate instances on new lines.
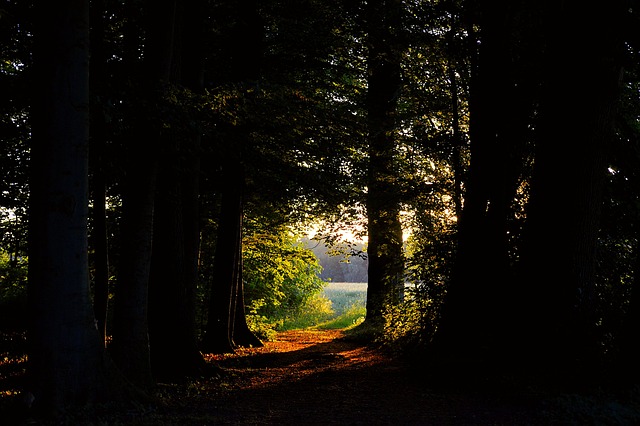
xmin=323 ymin=282 xmax=367 ymax=293
xmin=322 ymin=282 xmax=367 ymax=317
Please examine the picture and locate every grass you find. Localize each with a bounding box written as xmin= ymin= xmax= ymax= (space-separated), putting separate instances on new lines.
xmin=257 ymin=282 xmax=367 ymax=336
xmin=315 ymin=282 xmax=367 ymax=330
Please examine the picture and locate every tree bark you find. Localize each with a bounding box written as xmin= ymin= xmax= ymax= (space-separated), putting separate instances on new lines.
xmin=202 ymin=160 xmax=248 ymax=354
xmin=28 ymin=0 xmax=109 ymax=414
xmin=146 ymin=0 xmax=213 ymax=381
xmin=230 ymin=215 xmax=264 ymax=348
xmin=89 ymin=0 xmax=110 ymax=346
xmin=519 ymin=2 xmax=623 ymax=372
xmin=110 ymin=0 xmax=177 ymax=389
xmin=202 ymin=0 xmax=264 ymax=353
xmin=364 ymin=0 xmax=405 ymax=327
xmin=433 ymin=1 xmax=536 ymax=362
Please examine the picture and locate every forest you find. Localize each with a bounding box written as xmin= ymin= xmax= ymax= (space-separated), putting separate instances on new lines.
xmin=2 ymin=0 xmax=640 ymax=422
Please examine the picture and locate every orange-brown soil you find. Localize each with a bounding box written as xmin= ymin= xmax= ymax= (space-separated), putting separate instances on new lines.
xmin=150 ymin=329 xmax=543 ymax=425
xmin=2 ymin=329 xmax=547 ymax=425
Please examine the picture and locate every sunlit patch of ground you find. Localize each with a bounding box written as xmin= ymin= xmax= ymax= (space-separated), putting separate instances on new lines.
xmin=0 ymin=329 xmax=565 ymax=424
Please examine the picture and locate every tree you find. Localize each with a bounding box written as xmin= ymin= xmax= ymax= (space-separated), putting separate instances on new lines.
xmin=518 ymin=2 xmax=625 ymax=373
xmin=432 ymin=0 xmax=538 ymax=362
xmin=201 ymin=0 xmax=264 ymax=354
xmin=89 ymin=0 xmax=111 ymax=346
xmin=147 ymin=0 xmax=212 ymax=381
xmin=109 ymin=0 xmax=177 ymax=389
xmin=364 ymin=0 xmax=405 ymax=326
xmin=27 ymin=0 xmax=110 ymax=413
xmin=202 ymin=156 xmax=263 ymax=353
xmin=243 ymin=228 xmax=327 ymax=335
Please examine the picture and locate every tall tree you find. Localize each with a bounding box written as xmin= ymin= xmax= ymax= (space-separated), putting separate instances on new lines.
xmin=433 ymin=0 xmax=537 ymax=362
xmin=147 ymin=0 xmax=210 ymax=380
xmin=202 ymin=155 xmax=262 ymax=353
xmin=28 ymin=0 xmax=109 ymax=413
xmin=364 ymin=0 xmax=405 ymax=326
xmin=110 ymin=0 xmax=177 ymax=389
xmin=518 ymin=2 xmax=625 ymax=372
xmin=202 ymin=0 xmax=263 ymax=353
xmin=89 ymin=0 xmax=110 ymax=346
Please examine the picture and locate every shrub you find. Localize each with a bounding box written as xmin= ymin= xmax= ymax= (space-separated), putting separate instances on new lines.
xmin=0 ymin=251 xmax=28 ymax=330
xmin=280 ymin=293 xmax=334 ymax=331
xmin=242 ymin=228 xmax=328 ymax=338
xmin=380 ymin=286 xmax=438 ymax=352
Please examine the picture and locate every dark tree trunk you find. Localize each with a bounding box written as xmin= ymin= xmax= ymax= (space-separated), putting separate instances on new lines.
xmin=621 ymin=232 xmax=640 ymax=381
xmin=519 ymin=2 xmax=623 ymax=373
xmin=89 ymin=0 xmax=110 ymax=346
xmin=202 ymin=164 xmax=241 ymax=354
xmin=146 ymin=0 xmax=212 ymax=381
xmin=202 ymin=160 xmax=254 ymax=354
xmin=432 ymin=2 xmax=537 ymax=365
xmin=28 ymin=0 xmax=109 ymax=413
xmin=148 ymin=137 xmax=209 ymax=378
xmin=110 ymin=0 xmax=176 ymax=390
xmin=202 ymin=0 xmax=264 ymax=354
xmin=230 ymin=216 xmax=263 ymax=348
xmin=364 ymin=0 xmax=405 ymax=327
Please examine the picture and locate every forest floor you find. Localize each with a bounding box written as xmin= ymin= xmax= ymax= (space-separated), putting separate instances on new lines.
xmin=3 ymin=328 xmax=640 ymax=425
xmin=131 ymin=328 xmax=546 ymax=425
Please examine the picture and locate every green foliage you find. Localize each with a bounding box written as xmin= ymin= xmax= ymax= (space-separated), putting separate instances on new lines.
xmin=316 ymin=282 xmax=366 ymax=330
xmin=279 ymin=293 xmax=333 ymax=331
xmin=317 ymin=303 xmax=366 ymax=330
xmin=0 ymin=251 xmax=26 ymax=301
xmin=243 ymin=227 xmax=328 ymax=338
xmin=0 ymin=250 xmax=27 ymax=329
xmin=321 ymin=282 xmax=366 ymax=317
xmin=380 ymin=287 xmax=439 ymax=352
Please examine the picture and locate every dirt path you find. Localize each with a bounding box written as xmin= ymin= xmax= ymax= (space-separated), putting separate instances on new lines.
xmin=147 ymin=329 xmax=544 ymax=425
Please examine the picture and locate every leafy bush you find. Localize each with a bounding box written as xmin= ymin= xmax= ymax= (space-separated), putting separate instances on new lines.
xmin=280 ymin=293 xmax=333 ymax=330
xmin=0 ymin=251 xmax=27 ymax=329
xmin=380 ymin=286 xmax=438 ymax=352
xmin=317 ymin=303 xmax=366 ymax=330
xmin=242 ymin=228 xmax=328 ymax=338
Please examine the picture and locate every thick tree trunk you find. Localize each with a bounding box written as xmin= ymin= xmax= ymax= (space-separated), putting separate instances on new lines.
xmin=202 ymin=161 xmax=246 ymax=354
xmin=230 ymin=219 xmax=263 ymax=349
xmin=111 ymin=140 xmax=157 ymax=389
xmin=110 ymin=0 xmax=176 ymax=389
xmin=202 ymin=0 xmax=263 ymax=353
xmin=148 ymin=138 xmax=210 ymax=378
xmin=364 ymin=0 xmax=405 ymax=327
xmin=146 ymin=0 xmax=212 ymax=381
xmin=519 ymin=2 xmax=623 ymax=372
xmin=434 ymin=2 xmax=536 ymax=362
xmin=28 ymin=0 xmax=109 ymax=414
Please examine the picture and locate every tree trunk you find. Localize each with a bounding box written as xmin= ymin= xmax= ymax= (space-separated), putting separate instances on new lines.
xmin=146 ymin=0 xmax=213 ymax=381
xmin=431 ymin=2 xmax=539 ymax=369
xmin=28 ymin=0 xmax=109 ymax=414
xmin=364 ymin=0 xmax=405 ymax=327
xmin=148 ymin=137 xmax=210 ymax=378
xmin=202 ymin=160 xmax=247 ymax=354
xmin=519 ymin=2 xmax=623 ymax=373
xmin=89 ymin=0 xmax=110 ymax=346
xmin=202 ymin=0 xmax=264 ymax=353
xmin=110 ymin=0 xmax=176 ymax=389
xmin=230 ymin=216 xmax=263 ymax=348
